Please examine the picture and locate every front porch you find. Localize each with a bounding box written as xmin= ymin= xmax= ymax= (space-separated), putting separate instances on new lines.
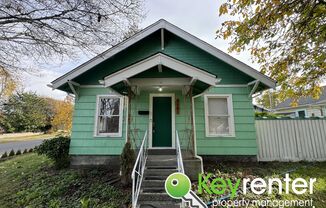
xmin=129 ymin=91 xmax=194 ymax=153
xmin=102 ymin=53 xmax=220 ymax=161
xmin=126 ymin=82 xmax=204 ymax=180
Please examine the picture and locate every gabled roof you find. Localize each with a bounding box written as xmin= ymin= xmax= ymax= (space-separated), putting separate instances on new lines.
xmin=51 ymin=19 xmax=276 ymax=89
xmin=104 ymin=53 xmax=219 ymax=87
xmin=275 ymin=86 xmax=326 ymax=109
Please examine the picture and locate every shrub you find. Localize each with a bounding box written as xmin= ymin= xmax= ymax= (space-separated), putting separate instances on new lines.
xmin=9 ymin=149 xmax=15 ymax=157
xmin=80 ymin=198 xmax=91 ymax=208
xmin=1 ymin=152 xmax=8 ymax=158
xmin=16 ymin=150 xmax=21 ymax=155
xmin=36 ymin=136 xmax=70 ymax=169
xmin=255 ymin=112 xmax=282 ymax=118
xmin=23 ymin=149 xmax=28 ymax=154
xmin=120 ymin=141 xmax=135 ymax=186
xmin=29 ymin=148 xmax=34 ymax=153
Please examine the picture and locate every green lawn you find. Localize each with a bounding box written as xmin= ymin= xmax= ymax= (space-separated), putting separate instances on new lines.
xmin=195 ymin=161 xmax=326 ymax=208
xmin=0 ymin=154 xmax=130 ymax=208
xmin=1 ymin=154 xmax=325 ymax=208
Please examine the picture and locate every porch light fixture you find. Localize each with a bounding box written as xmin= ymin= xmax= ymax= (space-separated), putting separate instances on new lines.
xmin=158 ymin=86 xmax=163 ymax=92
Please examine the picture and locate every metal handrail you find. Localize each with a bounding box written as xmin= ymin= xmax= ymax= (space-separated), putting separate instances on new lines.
xmin=176 ymin=130 xmax=184 ymax=174
xmin=176 ymin=130 xmax=186 ymax=208
xmin=131 ymin=130 xmax=148 ymax=208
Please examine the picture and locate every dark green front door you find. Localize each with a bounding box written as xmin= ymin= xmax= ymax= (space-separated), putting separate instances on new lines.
xmin=152 ymin=97 xmax=172 ymax=147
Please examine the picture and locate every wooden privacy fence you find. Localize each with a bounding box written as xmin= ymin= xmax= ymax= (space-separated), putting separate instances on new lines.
xmin=255 ymin=119 xmax=326 ymax=161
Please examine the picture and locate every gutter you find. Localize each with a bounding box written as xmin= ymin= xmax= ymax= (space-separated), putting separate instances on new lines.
xmin=275 ymin=103 xmax=326 ymax=111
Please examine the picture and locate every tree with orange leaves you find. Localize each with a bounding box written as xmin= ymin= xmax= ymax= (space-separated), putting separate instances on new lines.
xmin=50 ymin=96 xmax=74 ymax=133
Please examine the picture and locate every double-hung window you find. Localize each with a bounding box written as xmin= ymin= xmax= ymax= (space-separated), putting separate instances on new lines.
xmin=204 ymin=94 xmax=235 ymax=137
xmin=95 ymin=95 xmax=123 ymax=137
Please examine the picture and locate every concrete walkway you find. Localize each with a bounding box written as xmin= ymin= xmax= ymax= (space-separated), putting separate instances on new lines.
xmin=0 ymin=139 xmax=45 ymax=155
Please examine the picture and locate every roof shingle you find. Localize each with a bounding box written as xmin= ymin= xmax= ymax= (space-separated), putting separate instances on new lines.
xmin=275 ymin=86 xmax=326 ymax=109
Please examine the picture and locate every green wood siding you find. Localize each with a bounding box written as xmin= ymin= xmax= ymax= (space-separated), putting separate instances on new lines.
xmin=70 ymin=87 xmax=258 ymax=156
xmin=194 ymin=87 xmax=258 ymax=155
xmin=70 ymin=87 xmax=127 ymax=155
xmin=163 ymin=32 xmax=254 ymax=84
xmin=175 ymin=92 xmax=193 ymax=149
xmin=129 ymin=93 xmax=149 ymax=148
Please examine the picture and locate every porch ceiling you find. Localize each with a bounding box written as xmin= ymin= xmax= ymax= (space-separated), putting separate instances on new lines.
xmin=111 ymin=72 xmax=210 ymax=95
xmin=111 ymin=75 xmax=211 ymax=96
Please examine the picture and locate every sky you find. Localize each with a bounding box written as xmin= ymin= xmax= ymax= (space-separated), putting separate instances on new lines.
xmin=23 ymin=0 xmax=257 ymax=100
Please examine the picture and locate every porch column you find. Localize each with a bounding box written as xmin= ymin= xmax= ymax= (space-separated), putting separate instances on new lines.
xmin=189 ymin=87 xmax=196 ymax=155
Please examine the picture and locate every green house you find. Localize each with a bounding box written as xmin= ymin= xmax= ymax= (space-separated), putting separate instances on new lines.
xmin=51 ymin=19 xmax=275 ymax=176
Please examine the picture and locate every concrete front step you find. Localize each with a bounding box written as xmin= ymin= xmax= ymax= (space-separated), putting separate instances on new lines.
xmin=138 ymin=201 xmax=181 ymax=208
xmin=142 ymin=187 xmax=165 ymax=193
xmin=147 ymin=155 xmax=177 ymax=161
xmin=146 ymin=160 xmax=177 ymax=167
xmin=144 ymin=175 xmax=169 ymax=181
xmin=147 ymin=155 xmax=177 ymax=166
xmin=137 ymin=149 xmax=180 ymax=207
xmin=146 ymin=165 xmax=177 ymax=169
xmin=142 ymin=179 xmax=165 ymax=188
xmin=148 ymin=149 xmax=176 ymax=155
xmin=144 ymin=168 xmax=177 ymax=176
xmin=138 ymin=201 xmax=180 ymax=208
xmin=139 ymin=193 xmax=180 ymax=202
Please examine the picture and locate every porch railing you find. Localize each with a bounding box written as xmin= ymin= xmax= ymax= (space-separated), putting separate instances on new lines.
xmin=131 ymin=130 xmax=148 ymax=208
xmin=176 ymin=130 xmax=186 ymax=208
xmin=176 ymin=130 xmax=184 ymax=173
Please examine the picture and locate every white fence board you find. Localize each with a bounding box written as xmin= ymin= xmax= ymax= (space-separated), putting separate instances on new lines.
xmin=255 ymin=119 xmax=326 ymax=161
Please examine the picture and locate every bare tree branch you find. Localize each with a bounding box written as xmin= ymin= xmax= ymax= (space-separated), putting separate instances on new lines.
xmin=0 ymin=0 xmax=144 ymax=75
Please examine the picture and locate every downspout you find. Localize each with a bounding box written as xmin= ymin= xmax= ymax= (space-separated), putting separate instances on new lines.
xmin=191 ymin=88 xmax=212 ymax=173
xmin=125 ymin=96 xmax=129 ymax=143
xmin=127 ymin=87 xmax=132 ymax=144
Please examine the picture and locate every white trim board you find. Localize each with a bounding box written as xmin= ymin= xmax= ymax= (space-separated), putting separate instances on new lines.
xmin=148 ymin=93 xmax=176 ymax=148
xmin=129 ymin=78 xmax=191 ymax=86
xmin=214 ymin=84 xmax=248 ymax=88
xmin=51 ymin=19 xmax=276 ymax=89
xmin=104 ymin=53 xmax=219 ymax=87
xmin=204 ymin=94 xmax=236 ymax=137
xmin=93 ymin=94 xmax=124 ymax=138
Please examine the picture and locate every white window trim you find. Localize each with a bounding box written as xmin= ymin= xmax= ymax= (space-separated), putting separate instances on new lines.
xmin=204 ymin=94 xmax=235 ymax=137
xmin=94 ymin=94 xmax=124 ymax=137
xmin=295 ymin=109 xmax=307 ymax=118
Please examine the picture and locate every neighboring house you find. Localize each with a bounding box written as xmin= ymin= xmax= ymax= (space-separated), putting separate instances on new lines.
xmin=274 ymin=86 xmax=326 ymax=118
xmin=50 ymin=20 xmax=276 ymax=175
xmin=253 ymin=104 xmax=270 ymax=113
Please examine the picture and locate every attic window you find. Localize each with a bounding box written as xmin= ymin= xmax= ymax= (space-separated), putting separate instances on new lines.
xmin=204 ymin=94 xmax=235 ymax=137
xmin=94 ymin=95 xmax=123 ymax=137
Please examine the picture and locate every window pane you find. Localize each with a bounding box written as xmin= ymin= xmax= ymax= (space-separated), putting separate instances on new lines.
xmin=298 ymin=110 xmax=305 ymax=118
xmin=208 ymin=98 xmax=228 ymax=115
xmin=99 ymin=98 xmax=120 ymax=116
xmin=208 ymin=117 xmax=229 ymax=135
xmin=98 ymin=116 xmax=120 ymax=133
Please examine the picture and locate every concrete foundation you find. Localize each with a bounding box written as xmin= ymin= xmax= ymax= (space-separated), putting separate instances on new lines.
xmin=70 ymin=155 xmax=120 ymax=170
xmin=183 ymin=158 xmax=202 ymax=181
xmin=70 ymin=154 xmax=256 ymax=182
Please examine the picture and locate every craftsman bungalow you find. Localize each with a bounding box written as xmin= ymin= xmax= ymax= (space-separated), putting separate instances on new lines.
xmin=50 ymin=19 xmax=276 ymax=173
